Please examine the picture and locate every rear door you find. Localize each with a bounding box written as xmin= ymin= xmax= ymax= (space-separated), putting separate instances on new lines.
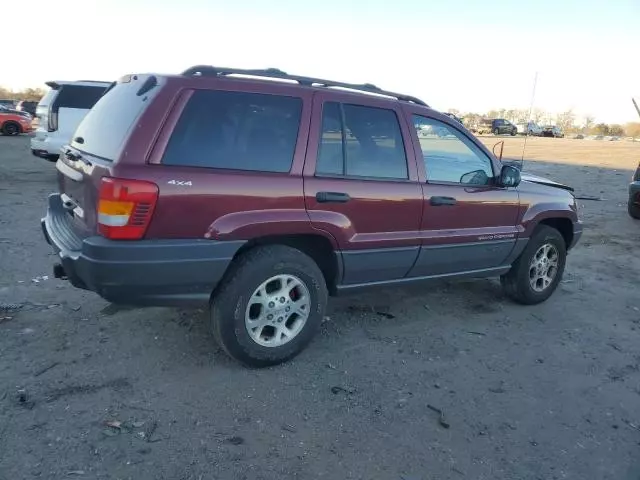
xmin=303 ymin=93 xmax=423 ymax=285
xmin=408 ymin=113 xmax=520 ymax=277
xmin=55 ymin=75 xmax=161 ymax=238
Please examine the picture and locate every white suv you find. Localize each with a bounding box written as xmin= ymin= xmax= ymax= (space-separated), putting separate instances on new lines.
xmin=31 ymin=80 xmax=110 ymax=161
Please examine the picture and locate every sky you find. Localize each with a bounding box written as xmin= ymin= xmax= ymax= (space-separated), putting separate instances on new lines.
xmin=4 ymin=0 xmax=639 ymax=123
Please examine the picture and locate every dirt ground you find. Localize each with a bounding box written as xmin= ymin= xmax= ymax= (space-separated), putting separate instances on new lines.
xmin=0 ymin=135 xmax=639 ymax=480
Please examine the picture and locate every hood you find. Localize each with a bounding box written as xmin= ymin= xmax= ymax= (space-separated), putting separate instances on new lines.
xmin=520 ymin=173 xmax=574 ymax=193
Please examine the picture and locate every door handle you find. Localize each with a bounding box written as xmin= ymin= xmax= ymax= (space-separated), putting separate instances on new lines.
xmin=430 ymin=196 xmax=457 ymax=206
xmin=316 ymin=192 xmax=351 ymax=203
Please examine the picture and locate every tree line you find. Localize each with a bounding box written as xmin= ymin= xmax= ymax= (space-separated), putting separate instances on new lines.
xmin=0 ymin=86 xmax=47 ymax=102
xmin=449 ymin=108 xmax=640 ymax=137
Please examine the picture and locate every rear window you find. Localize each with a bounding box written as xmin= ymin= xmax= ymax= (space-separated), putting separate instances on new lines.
xmin=71 ymin=76 xmax=160 ymax=161
xmin=161 ymin=90 xmax=303 ymax=173
xmin=54 ymin=85 xmax=106 ymax=110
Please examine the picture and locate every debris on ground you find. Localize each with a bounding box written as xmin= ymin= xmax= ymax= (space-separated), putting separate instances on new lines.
xmin=34 ymin=362 xmax=60 ymax=377
xmin=427 ymin=404 xmax=450 ymax=429
xmin=466 ymin=331 xmax=487 ymax=336
xmin=347 ymin=305 xmax=396 ymax=319
xmin=16 ymin=389 xmax=35 ymax=409
xmin=0 ymin=303 xmax=23 ymax=312
xmin=282 ymin=424 xmax=296 ymax=433
xmin=331 ymin=386 xmax=356 ymax=395
xmin=575 ymin=195 xmax=605 ymax=201
xmin=225 ymin=436 xmax=245 ymax=445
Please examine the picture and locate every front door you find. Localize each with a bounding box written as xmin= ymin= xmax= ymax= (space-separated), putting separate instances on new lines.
xmin=303 ymin=94 xmax=423 ymax=285
xmin=408 ymin=114 xmax=520 ymax=277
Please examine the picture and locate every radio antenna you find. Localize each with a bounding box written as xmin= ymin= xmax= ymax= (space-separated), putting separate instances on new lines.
xmin=520 ymin=71 xmax=538 ymax=169
xmin=633 ymin=97 xmax=640 ymax=119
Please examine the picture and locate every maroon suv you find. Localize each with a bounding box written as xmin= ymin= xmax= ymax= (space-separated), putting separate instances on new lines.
xmin=42 ymin=66 xmax=582 ymax=366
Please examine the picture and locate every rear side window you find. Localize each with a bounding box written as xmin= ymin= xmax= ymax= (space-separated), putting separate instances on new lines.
xmin=162 ymin=90 xmax=303 ymax=173
xmin=71 ymin=76 xmax=160 ymax=161
xmin=316 ymin=102 xmax=408 ymax=179
xmin=54 ymin=85 xmax=106 ymax=110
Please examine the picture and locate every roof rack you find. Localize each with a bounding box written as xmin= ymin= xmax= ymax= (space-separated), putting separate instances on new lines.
xmin=181 ymin=65 xmax=428 ymax=107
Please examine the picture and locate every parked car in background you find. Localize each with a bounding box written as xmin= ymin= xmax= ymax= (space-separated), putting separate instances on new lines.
xmin=477 ymin=118 xmax=517 ymax=135
xmin=542 ymin=126 xmax=564 ymax=138
xmin=31 ymin=80 xmax=110 ymax=161
xmin=516 ymin=121 xmax=543 ymax=136
xmin=0 ymin=108 xmax=34 ymax=135
xmin=15 ymin=100 xmax=38 ymax=117
xmin=41 ymin=65 xmax=582 ymax=367
xmin=629 ymin=162 xmax=640 ymax=219
xmin=0 ymin=99 xmax=16 ymax=108
xmin=0 ymin=104 xmax=32 ymax=119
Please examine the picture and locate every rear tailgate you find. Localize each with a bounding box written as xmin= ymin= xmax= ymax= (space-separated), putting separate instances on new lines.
xmin=55 ymin=74 xmax=163 ymax=238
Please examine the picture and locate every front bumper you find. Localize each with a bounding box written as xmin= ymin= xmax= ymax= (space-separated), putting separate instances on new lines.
xmin=630 ymin=180 xmax=640 ymax=204
xmin=41 ymin=194 xmax=245 ymax=306
xmin=570 ymin=220 xmax=584 ymax=250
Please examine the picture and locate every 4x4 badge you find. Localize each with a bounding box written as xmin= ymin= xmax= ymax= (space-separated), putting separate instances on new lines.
xmin=167 ymin=180 xmax=192 ymax=186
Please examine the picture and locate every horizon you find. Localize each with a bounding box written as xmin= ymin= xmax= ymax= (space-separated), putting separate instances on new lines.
xmin=4 ymin=0 xmax=638 ymax=124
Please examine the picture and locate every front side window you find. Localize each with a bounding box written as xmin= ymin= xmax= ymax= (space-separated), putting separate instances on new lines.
xmin=162 ymin=90 xmax=302 ymax=173
xmin=316 ymin=102 xmax=408 ymax=180
xmin=413 ymin=115 xmax=494 ymax=185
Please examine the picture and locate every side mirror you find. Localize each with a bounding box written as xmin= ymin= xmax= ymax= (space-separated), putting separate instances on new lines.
xmin=460 ymin=169 xmax=490 ymax=185
xmin=500 ymin=165 xmax=521 ymax=188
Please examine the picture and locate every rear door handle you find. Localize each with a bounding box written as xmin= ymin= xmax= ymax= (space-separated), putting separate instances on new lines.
xmin=316 ymin=192 xmax=351 ymax=203
xmin=430 ymin=196 xmax=457 ymax=206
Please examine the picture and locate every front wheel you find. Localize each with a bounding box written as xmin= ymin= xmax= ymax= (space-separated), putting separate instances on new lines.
xmin=210 ymin=245 xmax=328 ymax=367
xmin=493 ymin=128 xmax=499 ymax=136
xmin=501 ymin=225 xmax=567 ymax=305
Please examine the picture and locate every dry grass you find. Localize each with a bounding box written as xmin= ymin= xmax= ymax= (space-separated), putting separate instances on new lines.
xmin=477 ymin=136 xmax=640 ymax=170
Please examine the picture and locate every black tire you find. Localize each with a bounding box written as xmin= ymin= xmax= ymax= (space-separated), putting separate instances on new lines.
xmin=210 ymin=245 xmax=328 ymax=367
xmin=46 ymin=154 xmax=59 ymax=163
xmin=2 ymin=122 xmax=20 ymax=136
xmin=511 ymin=128 xmax=517 ymax=136
xmin=501 ymin=225 xmax=567 ymax=305
xmin=493 ymin=128 xmax=499 ymax=136
xmin=629 ymin=196 xmax=640 ymax=219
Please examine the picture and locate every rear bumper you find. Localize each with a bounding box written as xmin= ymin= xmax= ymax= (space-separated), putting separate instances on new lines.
xmin=31 ymin=133 xmax=64 ymax=158
xmin=41 ymin=194 xmax=245 ymax=306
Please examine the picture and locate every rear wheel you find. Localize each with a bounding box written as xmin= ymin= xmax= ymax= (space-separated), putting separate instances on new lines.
xmin=501 ymin=225 xmax=567 ymax=305
xmin=2 ymin=122 xmax=20 ymax=136
xmin=210 ymin=245 xmax=328 ymax=367
xmin=511 ymin=128 xmax=517 ymax=136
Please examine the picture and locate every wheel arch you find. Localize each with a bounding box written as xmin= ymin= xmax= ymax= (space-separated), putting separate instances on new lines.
xmin=227 ymin=234 xmax=341 ymax=295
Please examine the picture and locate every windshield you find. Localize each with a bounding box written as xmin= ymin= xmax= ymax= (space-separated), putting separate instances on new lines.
xmin=70 ymin=75 xmax=162 ymax=161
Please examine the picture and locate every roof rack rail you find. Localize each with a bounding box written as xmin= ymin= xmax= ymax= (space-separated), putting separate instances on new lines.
xmin=181 ymin=65 xmax=428 ymax=106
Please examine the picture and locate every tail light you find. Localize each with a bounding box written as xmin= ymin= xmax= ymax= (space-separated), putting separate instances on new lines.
xmin=47 ymin=106 xmax=58 ymax=132
xmin=97 ymin=177 xmax=158 ymax=240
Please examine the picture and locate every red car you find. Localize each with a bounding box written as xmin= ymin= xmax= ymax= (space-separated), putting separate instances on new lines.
xmin=42 ymin=66 xmax=582 ymax=366
xmin=0 ymin=108 xmax=33 ymax=135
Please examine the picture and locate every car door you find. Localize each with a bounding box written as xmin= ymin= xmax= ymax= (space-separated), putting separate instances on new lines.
xmin=407 ymin=112 xmax=521 ymax=277
xmin=303 ymin=94 xmax=423 ymax=286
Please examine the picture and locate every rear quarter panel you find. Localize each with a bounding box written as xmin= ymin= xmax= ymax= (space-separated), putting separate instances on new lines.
xmin=135 ymin=78 xmax=321 ymax=241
